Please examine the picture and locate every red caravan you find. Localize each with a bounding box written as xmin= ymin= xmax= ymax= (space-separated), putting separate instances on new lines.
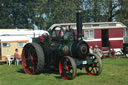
xmin=82 ymin=22 xmax=126 ymax=49
xmin=49 ymin=22 xmax=127 ymax=56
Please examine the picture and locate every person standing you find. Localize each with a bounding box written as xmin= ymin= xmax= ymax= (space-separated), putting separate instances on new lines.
xmin=89 ymin=46 xmax=94 ymax=54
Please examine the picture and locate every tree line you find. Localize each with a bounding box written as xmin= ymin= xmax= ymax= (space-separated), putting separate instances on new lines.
xmin=0 ymin=0 xmax=128 ymax=30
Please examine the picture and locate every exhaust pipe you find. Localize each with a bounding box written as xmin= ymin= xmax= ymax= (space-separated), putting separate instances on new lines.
xmin=76 ymin=8 xmax=83 ymax=41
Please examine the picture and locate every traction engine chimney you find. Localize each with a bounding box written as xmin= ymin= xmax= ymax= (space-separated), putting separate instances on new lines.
xmin=76 ymin=8 xmax=83 ymax=41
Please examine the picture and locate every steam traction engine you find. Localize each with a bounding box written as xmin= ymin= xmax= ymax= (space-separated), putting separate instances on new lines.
xmin=22 ymin=9 xmax=102 ymax=80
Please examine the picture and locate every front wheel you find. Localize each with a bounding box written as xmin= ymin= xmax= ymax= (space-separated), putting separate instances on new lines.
xmin=59 ymin=56 xmax=76 ymax=80
xmin=85 ymin=54 xmax=102 ymax=76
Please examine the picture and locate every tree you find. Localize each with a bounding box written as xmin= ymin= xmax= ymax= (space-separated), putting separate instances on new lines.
xmin=0 ymin=0 xmax=36 ymax=29
xmin=32 ymin=0 xmax=82 ymax=30
xmin=81 ymin=0 xmax=122 ymax=22
xmin=0 ymin=0 xmax=13 ymax=28
xmin=0 ymin=0 xmax=127 ymax=29
xmin=115 ymin=0 xmax=128 ymax=27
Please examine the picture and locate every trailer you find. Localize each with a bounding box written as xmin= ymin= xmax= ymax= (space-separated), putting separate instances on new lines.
xmin=0 ymin=30 xmax=48 ymax=62
xmin=49 ymin=22 xmax=126 ymax=57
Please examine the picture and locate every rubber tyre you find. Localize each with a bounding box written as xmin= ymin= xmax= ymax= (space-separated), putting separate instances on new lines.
xmin=85 ymin=53 xmax=102 ymax=76
xmin=22 ymin=43 xmax=45 ymax=75
xmin=59 ymin=56 xmax=76 ymax=80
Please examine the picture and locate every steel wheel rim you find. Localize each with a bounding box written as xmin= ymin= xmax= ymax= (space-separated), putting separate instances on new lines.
xmin=86 ymin=55 xmax=101 ymax=75
xmin=59 ymin=57 xmax=74 ymax=80
xmin=22 ymin=44 xmax=38 ymax=75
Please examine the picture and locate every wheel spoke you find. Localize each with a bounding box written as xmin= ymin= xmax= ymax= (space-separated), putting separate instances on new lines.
xmin=22 ymin=43 xmax=45 ymax=75
xmin=24 ymin=47 xmax=35 ymax=73
xmin=85 ymin=53 xmax=102 ymax=76
xmin=59 ymin=56 xmax=76 ymax=80
xmin=22 ymin=44 xmax=37 ymax=74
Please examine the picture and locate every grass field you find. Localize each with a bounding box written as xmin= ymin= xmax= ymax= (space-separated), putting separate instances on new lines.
xmin=0 ymin=58 xmax=128 ymax=85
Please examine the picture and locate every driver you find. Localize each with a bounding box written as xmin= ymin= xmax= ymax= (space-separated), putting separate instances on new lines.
xmin=63 ymin=26 xmax=75 ymax=41
xmin=59 ymin=27 xmax=65 ymax=38
xmin=52 ymin=31 xmax=56 ymax=38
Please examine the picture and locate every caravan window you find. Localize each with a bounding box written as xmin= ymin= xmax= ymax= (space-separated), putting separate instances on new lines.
xmin=18 ymin=42 xmax=26 ymax=48
xmin=84 ymin=29 xmax=94 ymax=40
xmin=3 ymin=43 xmax=11 ymax=47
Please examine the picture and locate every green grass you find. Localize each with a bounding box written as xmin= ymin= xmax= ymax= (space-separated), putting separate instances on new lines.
xmin=0 ymin=58 xmax=128 ymax=85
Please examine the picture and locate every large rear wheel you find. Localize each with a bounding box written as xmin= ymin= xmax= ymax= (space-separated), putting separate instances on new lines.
xmin=22 ymin=43 xmax=45 ymax=75
xmin=85 ymin=54 xmax=102 ymax=76
xmin=59 ymin=56 xmax=76 ymax=80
